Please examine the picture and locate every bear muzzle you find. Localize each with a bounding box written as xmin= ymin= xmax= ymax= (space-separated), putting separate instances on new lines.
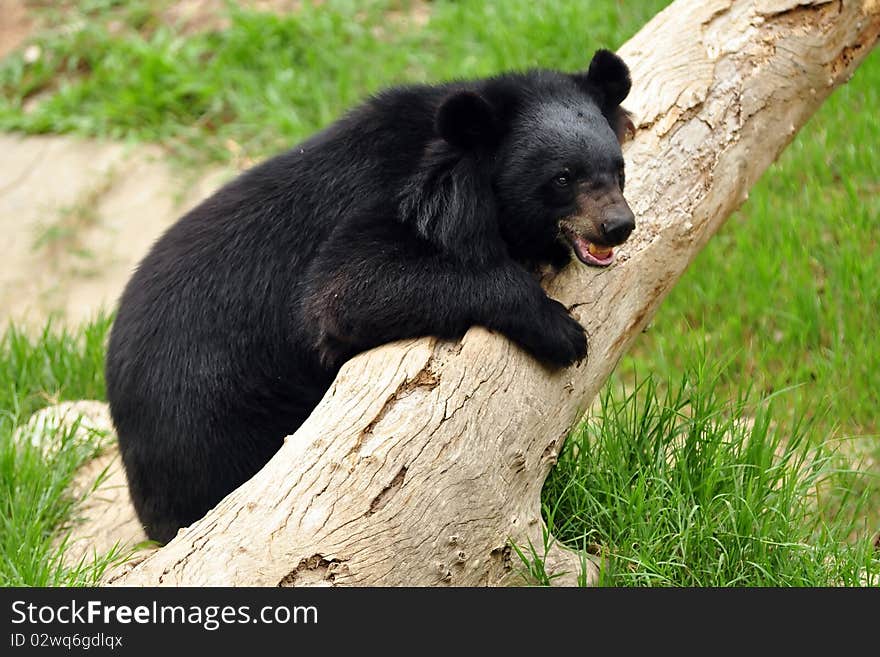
xmin=561 ymin=195 xmax=635 ymax=268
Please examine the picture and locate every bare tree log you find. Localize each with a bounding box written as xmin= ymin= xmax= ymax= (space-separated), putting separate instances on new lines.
xmin=96 ymin=0 xmax=878 ymax=586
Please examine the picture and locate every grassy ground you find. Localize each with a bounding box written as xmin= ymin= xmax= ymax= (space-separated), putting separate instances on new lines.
xmin=0 ymin=318 xmax=124 ymax=585
xmin=0 ymin=0 xmax=877 ymax=585
xmin=539 ymin=364 xmax=877 ymax=586
xmin=1 ymin=0 xmax=666 ymax=163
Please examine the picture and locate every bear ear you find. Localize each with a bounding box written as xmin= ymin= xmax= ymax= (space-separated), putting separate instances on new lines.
xmin=612 ymin=107 xmax=636 ymax=144
xmin=575 ymin=49 xmax=632 ymax=108
xmin=435 ymin=91 xmax=499 ymax=150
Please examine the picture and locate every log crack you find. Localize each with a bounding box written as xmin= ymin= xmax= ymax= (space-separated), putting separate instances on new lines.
xmin=365 ymin=466 xmax=408 ymax=517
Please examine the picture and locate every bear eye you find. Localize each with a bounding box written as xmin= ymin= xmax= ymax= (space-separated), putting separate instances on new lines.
xmin=553 ymin=170 xmax=571 ymax=188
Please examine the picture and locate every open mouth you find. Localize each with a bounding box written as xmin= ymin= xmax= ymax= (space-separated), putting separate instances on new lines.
xmin=562 ymin=227 xmax=615 ymax=267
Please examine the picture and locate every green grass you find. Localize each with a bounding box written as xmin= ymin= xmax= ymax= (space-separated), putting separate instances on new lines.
xmin=617 ymin=45 xmax=880 ymax=536
xmin=0 ymin=0 xmax=669 ymax=163
xmin=0 ymin=0 xmax=878 ymax=586
xmin=535 ymin=363 xmax=879 ymax=586
xmin=625 ymin=55 xmax=880 ymax=435
xmin=0 ymin=317 xmax=125 ymax=586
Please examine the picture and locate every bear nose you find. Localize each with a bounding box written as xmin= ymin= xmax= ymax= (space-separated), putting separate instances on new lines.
xmin=600 ymin=207 xmax=636 ymax=245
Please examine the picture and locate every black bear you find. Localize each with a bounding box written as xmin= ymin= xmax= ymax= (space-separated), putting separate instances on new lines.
xmin=106 ymin=49 xmax=636 ymax=543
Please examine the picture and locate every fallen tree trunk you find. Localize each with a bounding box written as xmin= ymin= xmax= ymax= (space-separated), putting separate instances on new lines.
xmin=95 ymin=0 xmax=878 ymax=585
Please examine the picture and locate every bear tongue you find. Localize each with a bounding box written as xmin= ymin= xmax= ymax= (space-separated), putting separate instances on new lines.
xmin=571 ymin=234 xmax=614 ymax=266
xmin=588 ymin=243 xmax=614 ymax=258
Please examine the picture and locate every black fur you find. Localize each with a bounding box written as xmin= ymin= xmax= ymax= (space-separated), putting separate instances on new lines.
xmin=106 ymin=50 xmax=634 ymax=543
xmin=573 ymin=48 xmax=632 ymax=109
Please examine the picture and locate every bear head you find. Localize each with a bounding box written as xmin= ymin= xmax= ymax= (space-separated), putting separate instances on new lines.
xmin=414 ymin=49 xmax=635 ymax=270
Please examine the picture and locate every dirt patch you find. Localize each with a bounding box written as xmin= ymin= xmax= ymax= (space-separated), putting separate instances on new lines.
xmin=161 ymin=0 xmax=234 ymax=35
xmin=386 ymin=0 xmax=431 ymax=30
xmin=0 ymin=0 xmax=36 ymax=58
xmin=164 ymin=0 xmax=432 ymax=39
xmin=161 ymin=0 xmax=319 ymax=35
xmin=371 ymin=0 xmax=432 ymax=39
xmin=0 ymin=134 xmax=232 ymax=327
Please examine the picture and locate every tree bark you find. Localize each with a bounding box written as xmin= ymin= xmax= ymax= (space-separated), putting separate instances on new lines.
xmin=83 ymin=0 xmax=878 ymax=586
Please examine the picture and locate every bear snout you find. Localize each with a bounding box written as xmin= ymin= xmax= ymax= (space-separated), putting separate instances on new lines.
xmin=600 ymin=204 xmax=635 ymax=245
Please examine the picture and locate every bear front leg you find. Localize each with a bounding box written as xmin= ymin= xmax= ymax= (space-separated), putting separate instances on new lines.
xmin=302 ymin=252 xmax=587 ymax=372
xmin=491 ymin=293 xmax=588 ymax=368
